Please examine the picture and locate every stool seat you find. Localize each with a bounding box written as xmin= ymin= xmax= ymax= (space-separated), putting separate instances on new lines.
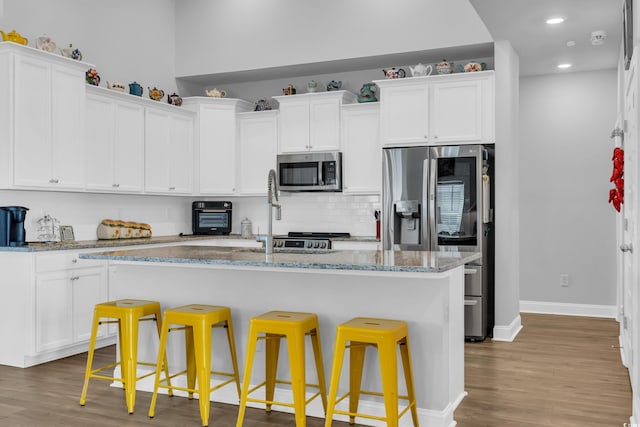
xmin=236 ymin=311 xmax=328 ymax=427
xmin=80 ymin=299 xmax=168 ymax=414
xmin=324 ymin=317 xmax=419 ymax=427
xmin=148 ymin=304 xmax=241 ymax=427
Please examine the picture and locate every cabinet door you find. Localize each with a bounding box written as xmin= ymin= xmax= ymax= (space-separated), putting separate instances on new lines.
xmin=72 ymin=267 xmax=108 ymax=343
xmin=341 ymin=105 xmax=381 ymax=194
xmin=13 ymin=56 xmax=53 ymax=187
xmin=36 ymin=272 xmax=73 ymax=352
xmin=430 ymin=79 xmax=483 ymax=143
xmin=309 ymin=97 xmax=341 ymax=151
xmin=114 ymin=102 xmax=145 ymax=192
xmin=168 ymin=114 xmax=194 ymax=194
xmin=379 ymin=84 xmax=429 ymax=146
xmin=85 ymin=94 xmax=116 ymax=191
xmin=237 ymin=113 xmax=278 ymax=195
xmin=198 ymin=105 xmax=236 ymax=194
xmin=51 ymin=65 xmax=85 ymax=189
xmin=278 ymin=100 xmax=310 ymax=153
xmin=144 ymin=108 xmax=172 ymax=193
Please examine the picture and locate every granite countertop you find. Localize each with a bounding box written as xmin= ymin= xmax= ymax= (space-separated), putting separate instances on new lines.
xmin=80 ymin=245 xmax=480 ymax=273
xmin=0 ymin=234 xmax=378 ymax=252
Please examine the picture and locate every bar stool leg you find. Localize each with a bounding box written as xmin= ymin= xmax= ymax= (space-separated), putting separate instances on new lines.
xmin=265 ymin=333 xmax=282 ymax=413
xmin=153 ymin=309 xmax=173 ymax=397
xmin=120 ymin=311 xmax=140 ymax=414
xmin=378 ymin=338 xmax=399 ymax=427
xmin=148 ymin=316 xmax=171 ymax=419
xmin=349 ymin=342 xmax=366 ymax=424
xmin=193 ymin=321 xmax=212 ymax=427
xmin=224 ymin=318 xmax=242 ymax=399
xmin=288 ymin=331 xmax=307 ymax=427
xmin=236 ymin=322 xmax=259 ymax=427
xmin=185 ymin=325 xmax=197 ymax=399
xmin=309 ymin=328 xmax=328 ymax=413
xmin=324 ymin=331 xmax=346 ymax=427
xmin=399 ymin=338 xmax=419 ymax=427
xmin=79 ymin=312 xmax=101 ymax=406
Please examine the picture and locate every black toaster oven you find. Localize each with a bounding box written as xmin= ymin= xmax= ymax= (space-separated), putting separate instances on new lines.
xmin=192 ymin=201 xmax=232 ymax=235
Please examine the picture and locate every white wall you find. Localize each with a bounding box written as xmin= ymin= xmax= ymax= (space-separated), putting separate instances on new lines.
xmin=519 ymin=69 xmax=618 ymax=306
xmin=0 ymin=0 xmax=178 ymax=95
xmin=174 ymin=0 xmax=492 ymax=77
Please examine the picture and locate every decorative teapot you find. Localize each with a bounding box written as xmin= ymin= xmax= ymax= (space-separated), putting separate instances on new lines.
xmin=85 ymin=68 xmax=100 ymax=86
xmin=382 ymin=68 xmax=406 ymax=79
xmin=459 ymin=61 xmax=487 ymax=73
xmin=167 ymin=92 xmax=183 ymax=107
xmin=0 ymin=30 xmax=28 ymax=45
xmin=307 ymin=80 xmax=318 ymax=93
xmin=60 ymin=44 xmax=82 ymax=61
xmin=254 ymin=98 xmax=272 ymax=111
xmin=326 ymin=80 xmax=342 ymax=91
xmin=107 ymin=81 xmax=126 ymax=92
xmin=129 ymin=81 xmax=143 ymax=96
xmin=409 ymin=63 xmax=433 ymax=77
xmin=148 ymin=86 xmax=164 ymax=101
xmin=205 ymin=88 xmax=227 ymax=98
xmin=357 ymin=82 xmax=377 ymax=103
xmin=436 ymin=59 xmax=454 ymax=75
xmin=282 ymin=84 xmax=296 ymax=96
xmin=35 ymin=35 xmax=56 ymax=52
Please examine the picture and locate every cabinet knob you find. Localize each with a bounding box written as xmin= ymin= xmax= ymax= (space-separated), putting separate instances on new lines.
xmin=112 ymin=183 xmax=120 ymax=188
xmin=49 ymin=178 xmax=59 ymax=184
xmin=70 ymin=276 xmax=79 ymax=281
xmin=169 ymin=186 xmax=176 ymax=190
xmin=433 ymin=135 xmax=438 ymax=139
xmin=72 ymin=258 xmax=78 ymax=263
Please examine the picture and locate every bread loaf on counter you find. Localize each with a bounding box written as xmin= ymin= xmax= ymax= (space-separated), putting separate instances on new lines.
xmin=97 ymin=219 xmax=152 ymax=240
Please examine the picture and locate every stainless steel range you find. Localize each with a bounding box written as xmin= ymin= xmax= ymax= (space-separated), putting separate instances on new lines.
xmin=272 ymin=237 xmax=332 ymax=251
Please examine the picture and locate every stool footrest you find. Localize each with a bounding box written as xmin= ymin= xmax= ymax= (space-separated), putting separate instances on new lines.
xmin=245 ymin=379 xmax=324 ymax=408
xmin=332 ymin=391 xmax=416 ymax=423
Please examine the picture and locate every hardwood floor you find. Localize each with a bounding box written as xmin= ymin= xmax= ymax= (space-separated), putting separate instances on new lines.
xmin=0 ymin=313 xmax=631 ymax=426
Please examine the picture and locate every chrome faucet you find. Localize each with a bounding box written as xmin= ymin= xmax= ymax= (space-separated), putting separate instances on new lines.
xmin=257 ymin=169 xmax=281 ymax=254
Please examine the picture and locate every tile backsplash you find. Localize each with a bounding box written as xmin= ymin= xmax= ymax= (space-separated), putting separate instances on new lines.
xmin=0 ymin=190 xmax=380 ymax=242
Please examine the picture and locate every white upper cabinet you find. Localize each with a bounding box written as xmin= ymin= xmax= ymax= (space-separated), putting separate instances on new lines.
xmin=144 ymin=106 xmax=195 ymax=195
xmin=85 ymin=87 xmax=145 ymax=193
xmin=237 ymin=111 xmax=278 ymax=195
xmin=1 ymin=43 xmax=89 ymax=190
xmin=341 ymin=103 xmax=381 ymax=194
xmin=274 ymin=91 xmax=356 ymax=153
xmin=182 ymin=97 xmax=253 ymax=195
xmin=376 ymin=71 xmax=494 ymax=146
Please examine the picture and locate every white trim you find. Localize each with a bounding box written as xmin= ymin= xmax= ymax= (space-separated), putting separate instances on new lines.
xmin=492 ymin=314 xmax=522 ymax=342
xmin=520 ymin=300 xmax=617 ymax=318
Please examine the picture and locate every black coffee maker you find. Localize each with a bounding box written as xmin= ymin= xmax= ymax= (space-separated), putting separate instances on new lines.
xmin=0 ymin=206 xmax=29 ymax=247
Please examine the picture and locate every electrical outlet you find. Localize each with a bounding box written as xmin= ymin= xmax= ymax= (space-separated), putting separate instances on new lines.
xmin=560 ymin=274 xmax=569 ymax=287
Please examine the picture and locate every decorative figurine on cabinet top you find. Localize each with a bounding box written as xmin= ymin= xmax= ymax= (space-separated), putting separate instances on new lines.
xmin=148 ymin=87 xmax=164 ymax=101
xmin=282 ymin=84 xmax=296 ymax=96
xmin=167 ymin=92 xmax=183 ymax=106
xmin=85 ymin=68 xmax=100 ymax=86
xmin=254 ymin=98 xmax=272 ymax=111
xmin=307 ymin=80 xmax=318 ymax=93
xmin=326 ymin=80 xmax=342 ymax=91
xmin=107 ymin=81 xmax=126 ymax=92
xmin=129 ymin=81 xmax=143 ymax=96
xmin=357 ymin=82 xmax=377 ymax=103
xmin=205 ymin=88 xmax=227 ymax=98
xmin=459 ymin=61 xmax=487 ymax=73
xmin=60 ymin=44 xmax=82 ymax=61
xmin=436 ymin=59 xmax=454 ymax=74
xmin=409 ymin=63 xmax=432 ymax=77
xmin=0 ymin=30 xmax=28 ymax=45
xmin=382 ymin=67 xmax=406 ymax=79
xmin=35 ymin=35 xmax=56 ymax=52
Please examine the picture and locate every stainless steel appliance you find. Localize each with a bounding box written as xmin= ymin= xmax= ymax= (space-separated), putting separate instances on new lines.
xmin=277 ymin=151 xmax=342 ymax=192
xmin=382 ymin=145 xmax=494 ymax=340
xmin=0 ymin=206 xmax=29 ymax=247
xmin=192 ymin=201 xmax=232 ymax=235
xmin=272 ymin=237 xmax=332 ymax=251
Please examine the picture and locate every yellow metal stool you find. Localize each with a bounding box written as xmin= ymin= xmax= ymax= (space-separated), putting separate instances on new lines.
xmin=324 ymin=317 xmax=419 ymax=427
xmin=79 ymin=299 xmax=169 ymax=414
xmin=236 ymin=311 xmax=328 ymax=427
xmin=148 ymin=304 xmax=241 ymax=427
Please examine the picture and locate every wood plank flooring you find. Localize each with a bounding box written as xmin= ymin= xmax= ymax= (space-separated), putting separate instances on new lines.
xmin=0 ymin=313 xmax=631 ymax=426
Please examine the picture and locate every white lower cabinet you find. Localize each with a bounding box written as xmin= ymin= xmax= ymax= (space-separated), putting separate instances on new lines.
xmin=237 ymin=111 xmax=278 ymax=195
xmin=341 ymin=103 xmax=381 ymax=194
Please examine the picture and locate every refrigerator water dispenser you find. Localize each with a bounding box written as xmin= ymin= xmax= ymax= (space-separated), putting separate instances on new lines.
xmin=394 ymin=200 xmax=421 ymax=245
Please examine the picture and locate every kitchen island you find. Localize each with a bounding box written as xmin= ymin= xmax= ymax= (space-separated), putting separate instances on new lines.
xmin=80 ymin=245 xmax=480 ymax=427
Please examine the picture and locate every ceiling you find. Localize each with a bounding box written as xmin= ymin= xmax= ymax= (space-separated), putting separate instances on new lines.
xmin=469 ymin=0 xmax=623 ymax=76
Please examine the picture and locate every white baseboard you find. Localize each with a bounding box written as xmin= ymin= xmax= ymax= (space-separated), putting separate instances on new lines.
xmin=520 ymin=300 xmax=617 ymax=318
xmin=110 ymin=367 xmax=461 ymax=427
xmin=492 ymin=314 xmax=522 ymax=342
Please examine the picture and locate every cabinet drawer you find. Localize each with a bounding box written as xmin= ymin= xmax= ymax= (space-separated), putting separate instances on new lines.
xmin=464 ymin=265 xmax=483 ymax=296
xmin=36 ymin=251 xmax=103 ymax=272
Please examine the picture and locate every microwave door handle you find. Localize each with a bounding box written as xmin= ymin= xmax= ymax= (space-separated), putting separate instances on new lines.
xmin=429 ymin=158 xmax=437 ymax=250
xmin=318 ymin=161 xmax=323 ymax=186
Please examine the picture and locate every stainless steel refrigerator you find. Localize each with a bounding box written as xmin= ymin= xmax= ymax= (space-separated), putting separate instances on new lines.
xmin=382 ymin=144 xmax=494 ymax=340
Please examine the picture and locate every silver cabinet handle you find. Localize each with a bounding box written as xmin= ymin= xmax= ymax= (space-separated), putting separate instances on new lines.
xmin=49 ymin=178 xmax=59 ymax=183
xmin=112 ymin=183 xmax=120 ymax=188
xmin=169 ymin=186 xmax=176 ymax=190
xmin=70 ymin=276 xmax=79 ymax=281
xmin=464 ymin=299 xmax=478 ymax=306
xmin=621 ymin=243 xmax=634 ymax=253
xmin=465 ymin=268 xmax=478 ymax=275
xmin=71 ymin=258 xmax=77 ymax=263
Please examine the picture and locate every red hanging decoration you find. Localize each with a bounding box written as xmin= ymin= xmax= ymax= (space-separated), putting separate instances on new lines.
xmin=609 ymin=147 xmax=624 ymax=212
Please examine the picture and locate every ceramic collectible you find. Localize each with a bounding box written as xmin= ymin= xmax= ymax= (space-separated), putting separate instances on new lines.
xmin=409 ymin=63 xmax=433 ymax=77
xmin=382 ymin=68 xmax=406 ymax=79
xmin=35 ymin=35 xmax=56 ymax=52
xmin=0 ymin=30 xmax=28 ymax=45
xmin=60 ymin=44 xmax=82 ymax=60
xmin=148 ymin=87 xmax=164 ymax=101
xmin=326 ymin=80 xmax=342 ymax=91
xmin=205 ymin=88 xmax=227 ymax=98
xmin=357 ymin=82 xmax=377 ymax=103
xmin=167 ymin=92 xmax=183 ymax=106
xmin=85 ymin=68 xmax=100 ymax=86
xmin=282 ymin=84 xmax=296 ymax=96
xmin=436 ymin=59 xmax=454 ymax=74
xmin=307 ymin=80 xmax=318 ymax=93
xmin=459 ymin=62 xmax=486 ymax=72
xmin=254 ymin=98 xmax=272 ymax=111
xmin=107 ymin=81 xmax=126 ymax=92
xmin=129 ymin=81 xmax=143 ymax=96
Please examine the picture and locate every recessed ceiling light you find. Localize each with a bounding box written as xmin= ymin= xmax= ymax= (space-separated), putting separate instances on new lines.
xmin=557 ymin=63 xmax=572 ymax=69
xmin=546 ymin=17 xmax=565 ymax=25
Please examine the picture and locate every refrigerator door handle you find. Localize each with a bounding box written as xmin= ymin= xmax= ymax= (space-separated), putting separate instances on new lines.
xmin=429 ymin=158 xmax=437 ymax=250
xmin=422 ymin=158 xmax=429 ymax=248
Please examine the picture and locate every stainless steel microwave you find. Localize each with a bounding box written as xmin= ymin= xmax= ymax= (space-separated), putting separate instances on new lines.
xmin=277 ymin=151 xmax=342 ymax=192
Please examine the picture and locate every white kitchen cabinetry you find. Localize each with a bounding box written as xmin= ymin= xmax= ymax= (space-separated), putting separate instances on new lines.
xmin=144 ymin=106 xmax=196 ymax=195
xmin=85 ymin=87 xmax=145 ymax=193
xmin=0 ymin=43 xmax=90 ymax=190
xmin=273 ymin=91 xmax=356 ymax=153
xmin=341 ymin=103 xmax=381 ymax=194
xmin=183 ymin=98 xmax=253 ymax=195
xmin=376 ymin=71 xmax=494 ymax=146
xmin=237 ymin=111 xmax=279 ymax=195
